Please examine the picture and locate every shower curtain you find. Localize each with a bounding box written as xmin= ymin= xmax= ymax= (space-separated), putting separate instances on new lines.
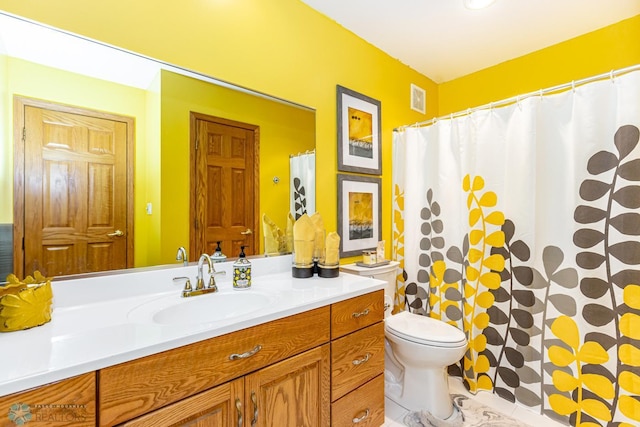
xmin=392 ymin=70 xmax=640 ymax=427
xmin=289 ymin=151 xmax=316 ymax=219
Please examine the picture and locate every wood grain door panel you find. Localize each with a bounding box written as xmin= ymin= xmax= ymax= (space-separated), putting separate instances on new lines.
xmin=121 ymin=378 xmax=244 ymax=427
xmin=16 ymin=99 xmax=133 ymax=277
xmin=244 ymin=345 xmax=330 ymax=427
xmin=191 ymin=113 xmax=259 ymax=259
xmin=0 ymin=373 xmax=96 ymax=426
xmin=330 ymin=322 xmax=385 ymax=401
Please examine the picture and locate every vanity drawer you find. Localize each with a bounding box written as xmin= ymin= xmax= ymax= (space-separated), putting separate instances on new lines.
xmin=331 ymin=289 xmax=384 ymax=339
xmin=331 ymin=322 xmax=385 ymax=401
xmin=99 ymin=306 xmax=330 ymax=426
xmin=331 ymin=374 xmax=385 ymax=427
xmin=0 ymin=373 xmax=96 ymax=427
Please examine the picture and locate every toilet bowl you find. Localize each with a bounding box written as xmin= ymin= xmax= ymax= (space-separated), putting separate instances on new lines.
xmin=384 ymin=311 xmax=468 ymax=420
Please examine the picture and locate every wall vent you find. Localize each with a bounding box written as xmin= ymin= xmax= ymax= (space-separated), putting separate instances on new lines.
xmin=410 ymin=84 xmax=426 ymax=114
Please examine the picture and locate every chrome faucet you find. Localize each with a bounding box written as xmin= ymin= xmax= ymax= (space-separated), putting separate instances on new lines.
xmin=177 ymin=253 xmax=226 ymax=297
xmin=176 ymin=246 xmax=188 ymax=266
xmin=196 ymin=253 xmax=213 ymax=290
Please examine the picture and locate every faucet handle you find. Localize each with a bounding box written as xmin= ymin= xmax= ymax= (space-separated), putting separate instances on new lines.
xmin=207 ymin=270 xmax=226 ymax=291
xmin=173 ymin=276 xmax=192 ymax=292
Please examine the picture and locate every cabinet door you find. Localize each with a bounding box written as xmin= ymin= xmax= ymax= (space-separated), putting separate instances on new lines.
xmin=121 ymin=378 xmax=243 ymax=427
xmin=244 ymin=344 xmax=330 ymax=427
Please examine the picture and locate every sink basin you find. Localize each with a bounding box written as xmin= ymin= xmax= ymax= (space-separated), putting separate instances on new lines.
xmin=128 ymin=290 xmax=275 ymax=325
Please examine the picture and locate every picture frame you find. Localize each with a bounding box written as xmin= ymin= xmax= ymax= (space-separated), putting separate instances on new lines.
xmin=337 ymin=174 xmax=382 ymax=257
xmin=337 ymin=85 xmax=382 ymax=175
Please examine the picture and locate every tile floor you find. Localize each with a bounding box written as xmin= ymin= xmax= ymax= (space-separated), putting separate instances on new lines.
xmin=383 ymin=377 xmax=567 ymax=427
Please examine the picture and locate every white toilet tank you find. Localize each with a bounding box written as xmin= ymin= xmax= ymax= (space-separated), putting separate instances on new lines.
xmin=339 ymin=261 xmax=400 ymax=316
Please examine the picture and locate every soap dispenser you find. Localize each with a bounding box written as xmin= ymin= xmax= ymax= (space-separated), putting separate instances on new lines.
xmin=211 ymin=241 xmax=227 ymax=263
xmin=233 ymin=246 xmax=251 ymax=290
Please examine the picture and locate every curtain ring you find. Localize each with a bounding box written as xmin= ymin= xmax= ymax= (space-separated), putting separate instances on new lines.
xmin=571 ymin=80 xmax=576 ymax=92
xmin=610 ymin=69 xmax=615 ymax=83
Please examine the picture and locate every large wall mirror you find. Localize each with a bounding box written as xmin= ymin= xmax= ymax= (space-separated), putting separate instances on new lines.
xmin=0 ymin=12 xmax=316 ymax=282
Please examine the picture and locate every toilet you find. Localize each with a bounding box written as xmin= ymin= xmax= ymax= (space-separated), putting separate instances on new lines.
xmin=340 ymin=261 xmax=468 ymax=421
xmin=385 ymin=311 xmax=467 ymax=419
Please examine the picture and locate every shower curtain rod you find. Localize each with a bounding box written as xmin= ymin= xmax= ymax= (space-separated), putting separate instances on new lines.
xmin=289 ymin=149 xmax=315 ymax=158
xmin=395 ymin=63 xmax=640 ymax=132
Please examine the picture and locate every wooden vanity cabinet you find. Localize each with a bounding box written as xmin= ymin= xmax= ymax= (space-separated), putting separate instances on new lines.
xmin=0 ymin=289 xmax=386 ymax=427
xmin=121 ymin=345 xmax=330 ymax=427
xmin=99 ymin=306 xmax=331 ymax=426
xmin=0 ymin=373 xmax=96 ymax=427
xmin=330 ymin=289 xmax=385 ymax=427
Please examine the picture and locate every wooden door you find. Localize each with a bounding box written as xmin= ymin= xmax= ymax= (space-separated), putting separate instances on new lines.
xmin=244 ymin=345 xmax=330 ymax=427
xmin=120 ymin=378 xmax=244 ymax=427
xmin=190 ymin=113 xmax=259 ymax=259
xmin=14 ymin=98 xmax=134 ymax=277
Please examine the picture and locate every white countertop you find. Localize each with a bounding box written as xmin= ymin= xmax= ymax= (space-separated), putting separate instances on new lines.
xmin=0 ymin=255 xmax=385 ymax=397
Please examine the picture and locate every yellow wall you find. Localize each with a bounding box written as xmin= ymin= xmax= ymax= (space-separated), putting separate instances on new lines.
xmin=0 ymin=54 xmax=9 ymax=223
xmin=0 ymin=0 xmax=438 ymax=263
xmin=4 ymin=2 xmax=635 ymax=265
xmin=439 ymin=14 xmax=640 ymax=115
xmin=139 ymin=73 xmax=162 ymax=267
xmin=160 ymin=70 xmax=315 ymax=259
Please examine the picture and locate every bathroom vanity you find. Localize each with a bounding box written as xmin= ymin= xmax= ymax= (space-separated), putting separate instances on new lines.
xmin=0 ymin=256 xmax=385 ymax=426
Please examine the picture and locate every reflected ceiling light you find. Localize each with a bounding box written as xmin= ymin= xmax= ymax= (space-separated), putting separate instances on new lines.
xmin=463 ymin=0 xmax=496 ymax=9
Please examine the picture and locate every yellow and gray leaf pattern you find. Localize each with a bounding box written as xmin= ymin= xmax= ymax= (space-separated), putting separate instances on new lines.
xmin=392 ymin=122 xmax=640 ymax=427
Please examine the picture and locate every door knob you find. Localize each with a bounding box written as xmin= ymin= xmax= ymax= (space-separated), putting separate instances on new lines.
xmin=107 ymin=230 xmax=124 ymax=237
xmin=240 ymin=229 xmax=253 ymax=235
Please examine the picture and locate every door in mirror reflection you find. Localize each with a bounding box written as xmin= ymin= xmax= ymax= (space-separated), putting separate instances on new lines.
xmin=191 ymin=113 xmax=259 ymax=259
xmin=16 ymin=97 xmax=134 ymax=277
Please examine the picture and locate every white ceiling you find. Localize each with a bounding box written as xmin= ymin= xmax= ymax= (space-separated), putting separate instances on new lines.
xmin=299 ymin=0 xmax=640 ymax=83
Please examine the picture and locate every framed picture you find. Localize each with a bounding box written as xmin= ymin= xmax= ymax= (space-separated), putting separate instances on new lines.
xmin=337 ymin=85 xmax=382 ymax=175
xmin=337 ymin=174 xmax=382 ymax=257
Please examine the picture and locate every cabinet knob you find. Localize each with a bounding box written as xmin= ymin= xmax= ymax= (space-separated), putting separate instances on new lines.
xmin=352 ymin=353 xmax=371 ymax=366
xmin=352 ymin=308 xmax=370 ymax=318
xmin=352 ymin=408 xmax=370 ymax=423
xmin=229 ymin=344 xmax=262 ymax=360
xmin=251 ymin=391 xmax=258 ymax=426
xmin=235 ymin=398 xmax=243 ymax=427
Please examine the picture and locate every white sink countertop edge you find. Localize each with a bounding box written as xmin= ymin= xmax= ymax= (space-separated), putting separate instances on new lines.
xmin=0 ymin=255 xmax=386 ymax=397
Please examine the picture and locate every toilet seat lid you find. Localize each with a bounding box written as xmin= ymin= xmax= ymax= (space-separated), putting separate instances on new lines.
xmin=386 ymin=311 xmax=467 ymax=347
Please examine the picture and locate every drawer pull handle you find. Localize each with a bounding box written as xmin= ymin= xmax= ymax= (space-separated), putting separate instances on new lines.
xmin=352 ymin=353 xmax=371 ymax=366
xmin=235 ymin=398 xmax=243 ymax=427
xmin=230 ymin=344 xmax=262 ymax=360
xmin=251 ymin=391 xmax=258 ymax=426
xmin=352 ymin=408 xmax=370 ymax=423
xmin=352 ymin=308 xmax=370 ymax=318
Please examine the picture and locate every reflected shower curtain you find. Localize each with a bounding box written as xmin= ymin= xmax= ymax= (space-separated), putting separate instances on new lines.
xmin=290 ymin=151 xmax=316 ymax=219
xmin=392 ymin=70 xmax=640 ymax=427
